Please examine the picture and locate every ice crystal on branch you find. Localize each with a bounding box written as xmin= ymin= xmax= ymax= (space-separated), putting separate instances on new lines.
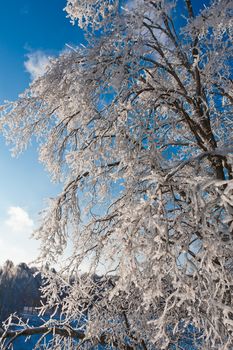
xmin=65 ymin=0 xmax=119 ymax=30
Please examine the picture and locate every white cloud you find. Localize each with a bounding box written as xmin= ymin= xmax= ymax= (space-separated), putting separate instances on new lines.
xmin=24 ymin=51 xmax=50 ymax=80
xmin=5 ymin=206 xmax=34 ymax=232
xmin=0 ymin=206 xmax=39 ymax=265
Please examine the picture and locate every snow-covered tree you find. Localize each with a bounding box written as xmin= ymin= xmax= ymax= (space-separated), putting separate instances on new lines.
xmin=0 ymin=0 xmax=233 ymax=349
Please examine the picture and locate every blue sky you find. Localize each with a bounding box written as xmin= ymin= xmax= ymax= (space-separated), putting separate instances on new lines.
xmin=0 ymin=0 xmax=84 ymax=102
xmin=0 ymin=0 xmax=211 ymax=266
xmin=0 ymin=0 xmax=84 ymax=265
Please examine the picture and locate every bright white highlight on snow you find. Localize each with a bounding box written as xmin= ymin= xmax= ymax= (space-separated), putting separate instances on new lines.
xmin=5 ymin=206 xmax=34 ymax=232
xmin=24 ymin=51 xmax=50 ymax=80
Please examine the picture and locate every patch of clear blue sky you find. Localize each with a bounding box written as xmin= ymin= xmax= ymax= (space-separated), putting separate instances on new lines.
xmin=0 ymin=0 xmax=85 ymax=102
xmin=0 ymin=0 xmax=85 ymax=217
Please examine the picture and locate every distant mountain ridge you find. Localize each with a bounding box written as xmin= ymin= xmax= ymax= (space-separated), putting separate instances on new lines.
xmin=0 ymin=260 xmax=41 ymax=323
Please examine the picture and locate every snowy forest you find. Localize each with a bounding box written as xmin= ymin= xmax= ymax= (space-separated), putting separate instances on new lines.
xmin=0 ymin=0 xmax=233 ymax=349
xmin=0 ymin=261 xmax=41 ymax=323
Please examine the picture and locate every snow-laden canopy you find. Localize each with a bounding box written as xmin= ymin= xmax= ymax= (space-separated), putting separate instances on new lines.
xmin=0 ymin=0 xmax=233 ymax=349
